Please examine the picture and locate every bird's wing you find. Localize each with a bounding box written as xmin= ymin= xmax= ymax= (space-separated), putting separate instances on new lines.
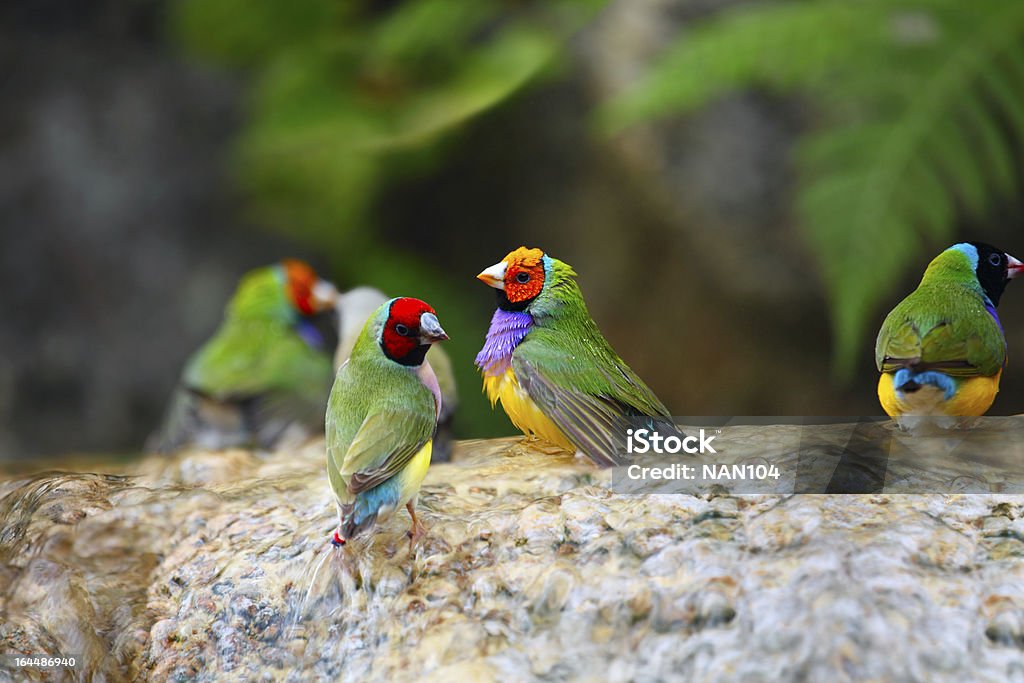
xmin=184 ymin=322 xmax=333 ymax=440
xmin=921 ymin=317 xmax=1005 ymax=376
xmin=877 ymin=305 xmax=1005 ymax=377
xmin=339 ymin=409 xmax=434 ymax=494
xmin=512 ymin=338 xmax=676 ymax=467
xmin=185 ymin=322 xmax=296 ymax=398
xmin=876 ymin=314 xmax=924 ymax=372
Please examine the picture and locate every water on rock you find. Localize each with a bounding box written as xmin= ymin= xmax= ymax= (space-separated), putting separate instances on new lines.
xmin=1 ymin=429 xmax=1024 ymax=681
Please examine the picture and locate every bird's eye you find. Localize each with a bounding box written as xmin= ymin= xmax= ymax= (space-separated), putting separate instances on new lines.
xmin=989 ymin=253 xmax=1003 ymax=267
xmin=395 ymin=323 xmax=410 ymax=336
xmin=515 ymin=272 xmax=530 ymax=284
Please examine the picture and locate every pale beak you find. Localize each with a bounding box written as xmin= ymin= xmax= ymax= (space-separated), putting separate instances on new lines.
xmin=311 ymin=280 xmax=339 ymax=310
xmin=419 ymin=312 xmax=449 ymax=343
xmin=1008 ymin=254 xmax=1024 ymax=280
xmin=476 ymin=261 xmax=507 ymax=290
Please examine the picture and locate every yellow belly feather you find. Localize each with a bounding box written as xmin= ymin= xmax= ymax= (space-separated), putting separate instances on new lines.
xmin=397 ymin=440 xmax=432 ymax=510
xmin=878 ymin=370 xmax=1001 ymax=417
xmin=483 ymin=369 xmax=575 ymax=451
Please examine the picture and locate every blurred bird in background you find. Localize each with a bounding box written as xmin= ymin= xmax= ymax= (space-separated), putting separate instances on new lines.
xmin=876 ymin=242 xmax=1023 ymax=427
xmin=475 ymin=247 xmax=679 ymax=466
xmin=147 ymin=260 xmax=339 ymax=453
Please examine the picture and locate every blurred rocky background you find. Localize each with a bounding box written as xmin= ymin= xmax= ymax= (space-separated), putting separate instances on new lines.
xmin=3 ymin=0 xmax=1024 ymax=461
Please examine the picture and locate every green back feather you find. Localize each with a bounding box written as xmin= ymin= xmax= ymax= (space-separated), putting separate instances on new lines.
xmin=502 ymin=255 xmax=675 ymax=466
xmin=518 ymin=256 xmax=671 ymax=417
xmin=326 ymin=303 xmax=437 ymax=502
xmin=876 ymin=247 xmax=1007 ymax=376
xmin=226 ymin=266 xmax=296 ymax=324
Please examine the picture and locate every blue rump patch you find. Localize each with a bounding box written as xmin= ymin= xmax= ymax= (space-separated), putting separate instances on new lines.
xmin=354 ymin=477 xmax=402 ymax=524
xmin=893 ymin=368 xmax=956 ymax=400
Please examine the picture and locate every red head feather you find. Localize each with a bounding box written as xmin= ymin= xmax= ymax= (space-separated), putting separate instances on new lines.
xmin=381 ymin=297 xmax=446 ymax=365
xmin=283 ymin=259 xmax=322 ymax=316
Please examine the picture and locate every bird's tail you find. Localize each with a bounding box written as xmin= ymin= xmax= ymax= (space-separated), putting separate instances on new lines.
xmin=338 ymin=501 xmax=379 ymax=542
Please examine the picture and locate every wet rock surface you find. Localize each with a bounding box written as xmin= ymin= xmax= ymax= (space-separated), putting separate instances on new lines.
xmin=1 ymin=434 xmax=1024 ymax=681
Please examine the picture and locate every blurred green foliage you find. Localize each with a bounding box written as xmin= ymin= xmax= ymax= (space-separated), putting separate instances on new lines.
xmin=175 ymin=0 xmax=602 ymax=244
xmin=173 ymin=0 xmax=603 ymax=435
xmin=175 ymin=0 xmax=1024 ymax=402
xmin=603 ymin=0 xmax=1024 ymax=379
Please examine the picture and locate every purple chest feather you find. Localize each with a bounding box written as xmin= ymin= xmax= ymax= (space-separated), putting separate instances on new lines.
xmin=295 ymin=320 xmax=325 ymax=350
xmin=986 ymin=303 xmax=1009 ymax=368
xmin=985 ymin=302 xmax=1005 ymax=336
xmin=475 ymin=309 xmax=533 ymax=376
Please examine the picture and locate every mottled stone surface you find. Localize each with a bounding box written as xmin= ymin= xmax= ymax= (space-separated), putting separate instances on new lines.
xmin=1 ymin=435 xmax=1024 ymax=681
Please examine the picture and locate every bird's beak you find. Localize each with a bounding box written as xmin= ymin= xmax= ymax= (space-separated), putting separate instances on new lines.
xmin=311 ymin=280 xmax=339 ymax=311
xmin=477 ymin=261 xmax=507 ymax=290
xmin=418 ymin=312 xmax=449 ymax=343
xmin=1008 ymin=254 xmax=1024 ymax=280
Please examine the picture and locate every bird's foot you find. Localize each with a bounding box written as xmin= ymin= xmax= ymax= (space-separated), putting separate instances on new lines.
xmin=406 ymin=502 xmax=428 ymax=551
xmin=331 ymin=531 xmax=346 ymax=547
xmin=406 ymin=523 xmax=427 ymax=547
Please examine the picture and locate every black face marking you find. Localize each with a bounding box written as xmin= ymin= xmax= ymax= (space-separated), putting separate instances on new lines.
xmin=968 ymin=241 xmax=1012 ymax=306
xmin=380 ymin=323 xmax=430 ymax=366
xmin=392 ymin=344 xmax=430 ymax=367
xmin=495 ymin=288 xmax=531 ymax=312
xmin=380 ymin=326 xmax=431 ymax=366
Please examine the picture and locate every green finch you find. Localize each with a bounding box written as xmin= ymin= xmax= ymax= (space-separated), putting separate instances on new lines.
xmin=475 ymin=246 xmax=678 ymax=466
xmin=877 ymin=242 xmax=1022 ymax=422
xmin=148 ymin=259 xmax=338 ymax=452
xmin=326 ymin=297 xmax=448 ymax=546
xmin=333 ymin=286 xmax=458 ymax=461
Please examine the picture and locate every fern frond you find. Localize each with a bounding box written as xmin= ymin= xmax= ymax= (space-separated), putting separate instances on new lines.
xmin=598 ymin=0 xmax=894 ymax=131
xmin=801 ymin=2 xmax=1024 ymax=376
xmin=365 ymin=28 xmax=559 ymax=150
xmin=175 ymin=0 xmax=603 ymax=242
xmin=602 ymin=0 xmax=1024 ymax=378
